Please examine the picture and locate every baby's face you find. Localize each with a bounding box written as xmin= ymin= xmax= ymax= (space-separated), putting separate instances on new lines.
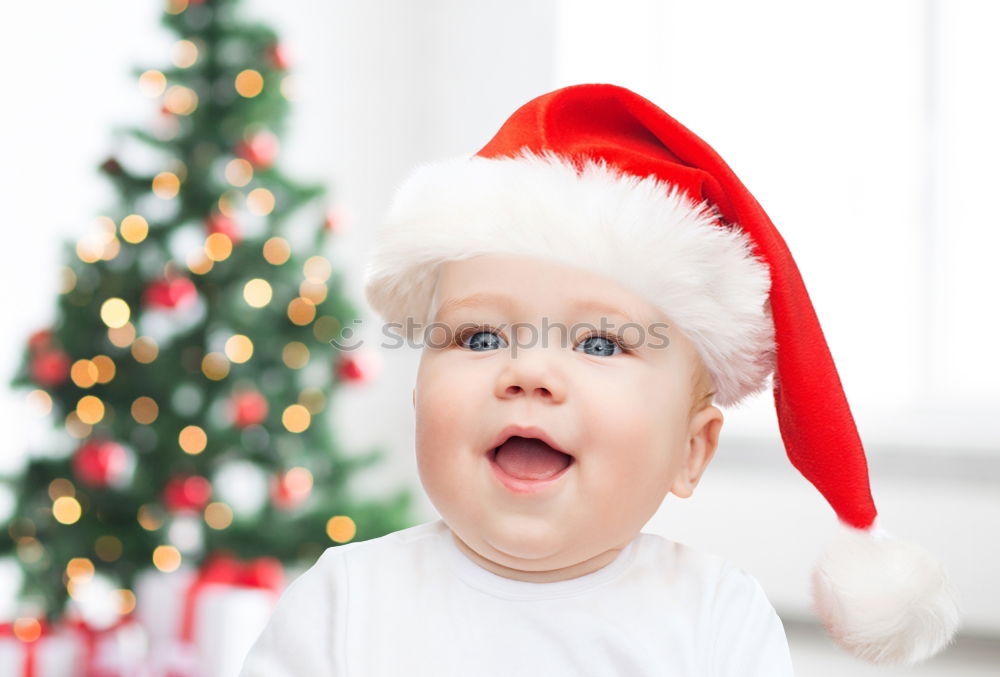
xmin=413 ymin=253 xmax=722 ymax=580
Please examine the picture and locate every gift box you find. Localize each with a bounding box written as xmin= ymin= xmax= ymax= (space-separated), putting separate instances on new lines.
xmin=135 ymin=554 xmax=284 ymax=677
xmin=0 ymin=621 xmax=83 ymax=677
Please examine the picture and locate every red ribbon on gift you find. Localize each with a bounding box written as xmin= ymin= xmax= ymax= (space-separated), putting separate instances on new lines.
xmin=66 ymin=614 xmax=136 ymax=677
xmin=179 ymin=553 xmax=284 ymax=644
xmin=0 ymin=619 xmax=52 ymax=677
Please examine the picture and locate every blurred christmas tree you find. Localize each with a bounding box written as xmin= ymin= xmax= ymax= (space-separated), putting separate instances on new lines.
xmin=1 ymin=0 xmax=415 ymax=623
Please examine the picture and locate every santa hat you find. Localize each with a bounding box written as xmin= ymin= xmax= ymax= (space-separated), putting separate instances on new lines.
xmin=362 ymin=83 xmax=960 ymax=665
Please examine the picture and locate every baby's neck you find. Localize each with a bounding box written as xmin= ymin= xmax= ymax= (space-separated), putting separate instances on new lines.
xmin=450 ymin=530 xmax=627 ymax=583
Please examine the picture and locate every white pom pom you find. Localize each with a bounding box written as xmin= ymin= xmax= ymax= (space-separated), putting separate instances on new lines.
xmin=811 ymin=521 xmax=961 ymax=665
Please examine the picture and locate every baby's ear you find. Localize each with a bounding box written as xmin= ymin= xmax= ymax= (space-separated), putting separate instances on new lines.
xmin=671 ymin=406 xmax=724 ymax=499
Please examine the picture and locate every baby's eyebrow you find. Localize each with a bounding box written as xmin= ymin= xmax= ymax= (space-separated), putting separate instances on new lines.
xmin=434 ymin=292 xmax=639 ymax=325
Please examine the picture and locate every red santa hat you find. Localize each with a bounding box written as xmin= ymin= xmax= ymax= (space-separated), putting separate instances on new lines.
xmin=363 ymin=83 xmax=960 ymax=665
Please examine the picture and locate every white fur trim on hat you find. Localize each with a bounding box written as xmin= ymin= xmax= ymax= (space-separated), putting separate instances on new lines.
xmin=811 ymin=520 xmax=962 ymax=665
xmin=363 ymin=150 xmax=776 ymax=407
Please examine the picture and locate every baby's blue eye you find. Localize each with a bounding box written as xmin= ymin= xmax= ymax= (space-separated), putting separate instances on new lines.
xmin=575 ymin=334 xmax=624 ymax=357
xmin=460 ymin=329 xmax=508 ymax=351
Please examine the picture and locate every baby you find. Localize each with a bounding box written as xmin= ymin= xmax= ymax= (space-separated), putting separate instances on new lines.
xmin=240 ymin=84 xmax=959 ymax=676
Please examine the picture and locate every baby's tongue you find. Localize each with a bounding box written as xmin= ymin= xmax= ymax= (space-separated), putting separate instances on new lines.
xmin=494 ymin=436 xmax=572 ymax=480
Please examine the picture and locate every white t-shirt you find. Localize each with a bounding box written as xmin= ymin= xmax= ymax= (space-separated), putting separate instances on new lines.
xmin=239 ymin=519 xmax=793 ymax=676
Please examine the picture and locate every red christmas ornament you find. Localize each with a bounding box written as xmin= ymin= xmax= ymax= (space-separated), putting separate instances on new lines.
xmin=270 ymin=468 xmax=313 ymax=511
xmin=143 ymin=277 xmax=197 ymax=310
xmin=336 ymin=350 xmax=380 ymax=383
xmin=230 ymin=390 xmax=269 ymax=428
xmin=235 ymin=130 xmax=279 ymax=169
xmin=163 ymin=475 xmax=213 ymax=513
xmin=73 ymin=439 xmax=131 ymax=488
xmin=266 ymin=43 xmax=290 ymax=71
xmin=28 ymin=329 xmax=53 ymax=352
xmin=31 ymin=349 xmax=70 ymax=387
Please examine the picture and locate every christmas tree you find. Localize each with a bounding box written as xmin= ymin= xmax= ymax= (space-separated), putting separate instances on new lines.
xmin=2 ymin=0 xmax=415 ymax=625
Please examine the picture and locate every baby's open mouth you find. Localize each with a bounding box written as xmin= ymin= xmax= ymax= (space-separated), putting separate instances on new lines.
xmin=491 ymin=436 xmax=574 ymax=481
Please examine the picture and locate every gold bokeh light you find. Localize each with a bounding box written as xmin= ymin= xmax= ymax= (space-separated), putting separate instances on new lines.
xmin=76 ymin=395 xmax=105 ymax=425
xmin=53 ymin=496 xmax=82 ymax=525
xmin=120 ymin=214 xmax=149 ymax=244
xmin=137 ymin=504 xmax=164 ymax=531
xmin=100 ymin=298 xmax=130 ymax=328
xmin=281 ymin=404 xmax=311 ymax=433
xmin=326 ymin=515 xmax=356 ymax=543
xmin=224 ymin=334 xmax=253 ymax=363
xmin=172 ymin=40 xmax=199 ymax=68
xmin=235 ymin=69 xmax=264 ymax=97
xmin=131 ymin=337 xmax=159 ymax=364
xmin=152 ymin=545 xmax=182 ymax=573
xmin=225 ymin=159 xmax=253 ymax=187
xmin=201 ymin=352 xmax=230 ymax=380
xmin=164 ymin=85 xmax=198 ymax=115
xmin=92 ymin=355 xmax=115 ymax=383
xmin=247 ymin=188 xmax=275 ymax=215
xmin=71 ymin=359 xmax=99 ymax=388
xmin=27 ymin=389 xmax=53 ymax=416
xmin=152 ymin=172 xmax=181 ymax=199
xmin=303 ymin=256 xmax=332 ymax=282
xmin=108 ymin=322 xmax=136 ymax=348
xmin=179 ymin=425 xmax=208 ymax=454
xmin=287 ymin=297 xmax=316 ymax=326
xmin=95 ymin=535 xmax=123 ymax=562
xmin=243 ymin=278 xmax=272 ymax=308
xmin=263 ymin=237 xmax=290 ymax=265
xmin=282 ymin=341 xmax=309 ymax=369
xmin=204 ymin=233 xmax=233 ymax=261
xmin=204 ymin=502 xmax=234 ymax=530
xmin=48 ymin=478 xmax=75 ymax=500
xmin=138 ymin=70 xmax=167 ymax=97
xmin=131 ymin=396 xmax=159 ymax=424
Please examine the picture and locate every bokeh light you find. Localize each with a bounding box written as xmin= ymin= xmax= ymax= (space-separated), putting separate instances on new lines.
xmin=172 ymin=40 xmax=199 ymax=68
xmin=247 ymin=188 xmax=275 ymax=215
xmin=92 ymin=355 xmax=115 ymax=383
xmin=179 ymin=425 xmax=208 ymax=454
xmin=281 ymin=404 xmax=310 ymax=433
xmin=120 ymin=214 xmax=149 ymax=244
xmin=281 ymin=342 xmax=309 ymax=369
xmin=204 ymin=233 xmax=233 ymax=261
xmin=224 ymin=334 xmax=253 ymax=363
xmin=48 ymin=479 xmax=75 ymax=500
xmin=131 ymin=337 xmax=159 ymax=364
xmin=95 ymin=535 xmax=123 ymax=562
xmin=53 ymin=496 xmax=82 ymax=525
xmin=139 ymin=70 xmax=167 ymax=97
xmin=201 ymin=352 xmax=230 ymax=380
xmin=108 ymin=322 xmax=136 ymax=348
xmin=263 ymin=237 xmax=290 ymax=265
xmin=71 ymin=359 xmax=99 ymax=388
xmin=164 ymin=85 xmax=198 ymax=115
xmin=235 ymin=69 xmax=264 ymax=97
xmin=299 ymin=280 xmax=328 ymax=305
xmin=225 ymin=159 xmax=253 ymax=187
xmin=152 ymin=545 xmax=182 ymax=572
xmin=152 ymin=172 xmax=181 ymax=199
xmin=100 ymin=298 xmax=130 ymax=328
xmin=204 ymin=502 xmax=234 ymax=530
xmin=137 ymin=505 xmax=164 ymax=531
xmin=326 ymin=515 xmax=356 ymax=543
xmin=303 ymin=256 xmax=332 ymax=282
xmin=131 ymin=396 xmax=159 ymax=424
xmin=76 ymin=395 xmax=105 ymax=425
xmin=287 ymin=297 xmax=316 ymax=326
xmin=243 ymin=278 xmax=272 ymax=308
xmin=27 ymin=389 xmax=53 ymax=416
